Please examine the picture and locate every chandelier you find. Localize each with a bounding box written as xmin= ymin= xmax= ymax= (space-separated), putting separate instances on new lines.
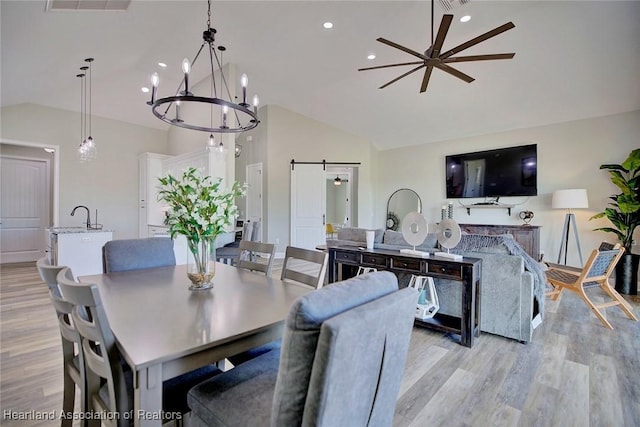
xmin=147 ymin=0 xmax=259 ymax=151
xmin=77 ymin=58 xmax=97 ymax=162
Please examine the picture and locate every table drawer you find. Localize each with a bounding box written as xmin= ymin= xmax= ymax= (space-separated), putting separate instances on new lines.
xmin=391 ymin=258 xmax=423 ymax=272
xmin=360 ymin=253 xmax=387 ymax=268
xmin=335 ymin=251 xmax=359 ymax=263
xmin=427 ymin=262 xmax=462 ymax=279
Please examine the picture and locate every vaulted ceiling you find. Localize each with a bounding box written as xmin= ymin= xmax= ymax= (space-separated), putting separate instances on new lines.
xmin=2 ymin=1 xmax=639 ymax=149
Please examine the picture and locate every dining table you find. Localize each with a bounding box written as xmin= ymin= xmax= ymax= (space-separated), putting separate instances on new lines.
xmin=79 ymin=262 xmax=311 ymax=427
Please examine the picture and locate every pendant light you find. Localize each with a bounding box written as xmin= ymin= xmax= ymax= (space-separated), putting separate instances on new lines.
xmin=77 ymin=58 xmax=97 ymax=162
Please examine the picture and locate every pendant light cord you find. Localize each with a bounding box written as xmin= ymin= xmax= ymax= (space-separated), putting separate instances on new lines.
xmin=431 ymin=0 xmax=434 ymax=47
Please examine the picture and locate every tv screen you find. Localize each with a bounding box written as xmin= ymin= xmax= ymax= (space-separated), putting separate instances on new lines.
xmin=445 ymin=144 xmax=537 ymax=199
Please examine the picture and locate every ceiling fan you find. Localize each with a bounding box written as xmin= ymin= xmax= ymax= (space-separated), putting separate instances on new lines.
xmin=358 ymin=0 xmax=515 ymax=92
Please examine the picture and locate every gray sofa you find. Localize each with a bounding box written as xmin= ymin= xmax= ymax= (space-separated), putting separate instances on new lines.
xmin=327 ymin=227 xmax=546 ymax=343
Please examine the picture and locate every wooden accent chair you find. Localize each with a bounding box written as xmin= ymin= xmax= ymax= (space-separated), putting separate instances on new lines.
xmin=545 ymin=244 xmax=638 ymax=329
xmin=281 ymin=246 xmax=328 ymax=289
xmin=236 ymin=240 xmax=276 ymax=277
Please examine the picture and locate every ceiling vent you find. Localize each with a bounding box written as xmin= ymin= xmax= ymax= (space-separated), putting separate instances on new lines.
xmin=46 ymin=0 xmax=131 ymax=12
xmin=438 ymin=0 xmax=472 ymax=11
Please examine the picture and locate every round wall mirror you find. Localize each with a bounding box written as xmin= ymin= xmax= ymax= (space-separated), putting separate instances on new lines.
xmin=386 ymin=189 xmax=422 ymax=230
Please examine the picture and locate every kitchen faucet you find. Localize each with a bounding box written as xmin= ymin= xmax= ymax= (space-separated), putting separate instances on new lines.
xmin=71 ymin=205 xmax=91 ymax=228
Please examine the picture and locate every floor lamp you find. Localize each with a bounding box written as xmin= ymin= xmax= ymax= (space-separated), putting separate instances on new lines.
xmin=552 ymin=189 xmax=589 ymax=266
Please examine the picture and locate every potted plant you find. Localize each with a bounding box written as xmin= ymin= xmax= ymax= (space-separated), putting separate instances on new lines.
xmin=590 ymin=148 xmax=640 ymax=294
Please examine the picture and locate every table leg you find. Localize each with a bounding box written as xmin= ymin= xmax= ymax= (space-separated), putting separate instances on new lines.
xmin=134 ymin=364 xmax=163 ymax=427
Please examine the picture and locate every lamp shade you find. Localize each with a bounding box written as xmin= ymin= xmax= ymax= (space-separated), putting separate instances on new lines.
xmin=552 ymin=189 xmax=589 ymax=209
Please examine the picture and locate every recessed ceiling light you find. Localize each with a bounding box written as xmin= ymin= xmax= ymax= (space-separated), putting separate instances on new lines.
xmin=460 ymin=15 xmax=471 ymax=23
xmin=158 ymin=62 xmax=167 ymax=68
xmin=367 ymin=54 xmax=376 ymax=60
xmin=141 ymin=87 xmax=150 ymax=93
xmin=323 ymin=22 xmax=333 ymax=29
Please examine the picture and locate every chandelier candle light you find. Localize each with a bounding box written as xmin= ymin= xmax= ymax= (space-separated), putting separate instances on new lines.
xmin=146 ymin=0 xmax=259 ymax=152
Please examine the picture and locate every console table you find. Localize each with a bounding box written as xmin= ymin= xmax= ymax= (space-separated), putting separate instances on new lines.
xmin=459 ymin=223 xmax=541 ymax=261
xmin=325 ymin=246 xmax=482 ymax=348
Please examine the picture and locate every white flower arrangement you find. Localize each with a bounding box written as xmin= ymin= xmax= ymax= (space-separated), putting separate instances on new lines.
xmin=157 ymin=167 xmax=246 ymax=246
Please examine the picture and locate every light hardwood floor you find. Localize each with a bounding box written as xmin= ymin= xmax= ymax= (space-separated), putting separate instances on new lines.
xmin=1 ymin=261 xmax=639 ymax=426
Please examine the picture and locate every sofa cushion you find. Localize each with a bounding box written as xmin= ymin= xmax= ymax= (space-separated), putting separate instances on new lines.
xmin=271 ymin=271 xmax=399 ymax=426
xmin=382 ymin=230 xmax=438 ymax=248
xmin=336 ymin=227 xmax=384 ymax=244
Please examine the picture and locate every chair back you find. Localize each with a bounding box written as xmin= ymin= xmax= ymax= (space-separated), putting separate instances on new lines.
xmin=280 ymin=246 xmax=328 ymax=289
xmin=103 ymin=237 xmax=176 ymax=273
xmin=271 ymin=271 xmax=417 ymax=426
xmin=37 ymin=257 xmax=65 ymax=296
xmin=583 ymin=245 xmax=624 ymax=281
xmin=57 ymin=267 xmax=130 ymax=422
xmin=236 ymin=240 xmax=276 ymax=276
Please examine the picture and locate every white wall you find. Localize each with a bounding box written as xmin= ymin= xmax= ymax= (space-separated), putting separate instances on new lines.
xmin=375 ymin=110 xmax=640 ymax=266
xmin=1 ymin=103 xmax=170 ymax=239
xmin=264 ymin=105 xmax=375 ymax=254
xmin=166 ymin=64 xmax=238 ymax=188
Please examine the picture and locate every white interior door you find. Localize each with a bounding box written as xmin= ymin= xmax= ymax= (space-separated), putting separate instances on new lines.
xmin=290 ymin=164 xmax=326 ymax=250
xmin=246 ymin=163 xmax=263 ymax=235
xmin=0 ymin=156 xmax=50 ymax=263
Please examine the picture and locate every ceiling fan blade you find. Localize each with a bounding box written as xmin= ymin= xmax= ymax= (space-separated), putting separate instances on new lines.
xmin=434 ymin=63 xmax=475 ymax=83
xmin=377 ymin=38 xmax=429 ymax=60
xmin=358 ymin=61 xmax=424 ymax=72
xmin=419 ymin=66 xmax=434 ymax=93
xmin=442 ymin=53 xmax=515 ymax=63
xmin=439 ymin=22 xmax=515 ymax=60
xmin=431 ymin=14 xmax=453 ymax=57
xmin=379 ymin=65 xmax=425 ymax=89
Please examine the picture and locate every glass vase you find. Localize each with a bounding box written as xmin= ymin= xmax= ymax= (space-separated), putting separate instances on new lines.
xmin=186 ymin=235 xmax=216 ymax=290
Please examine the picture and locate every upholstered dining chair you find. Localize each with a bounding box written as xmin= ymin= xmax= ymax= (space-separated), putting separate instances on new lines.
xmin=546 ymin=243 xmax=638 ymax=329
xmin=187 ymin=271 xmax=417 ymax=427
xmin=280 ymin=246 xmax=328 ymax=289
xmin=235 ymin=240 xmax=276 ymax=276
xmin=56 ymin=267 xmax=222 ymax=426
xmin=37 ymin=259 xmax=87 ymax=427
xmin=103 ymin=237 xmax=176 ymax=273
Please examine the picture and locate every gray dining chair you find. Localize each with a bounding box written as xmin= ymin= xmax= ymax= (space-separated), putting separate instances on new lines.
xmin=37 ymin=260 xmax=87 ymax=427
xmin=56 ymin=267 xmax=222 ymax=426
xmin=37 ymin=256 xmax=65 ymax=296
xmin=217 ymin=221 xmax=261 ymax=265
xmin=103 ymin=237 xmax=176 ymax=273
xmin=225 ymin=240 xmax=278 ymax=366
xmin=187 ymin=271 xmax=417 ymax=427
xmin=236 ymin=240 xmax=276 ymax=277
xmin=280 ymin=246 xmax=328 ymax=289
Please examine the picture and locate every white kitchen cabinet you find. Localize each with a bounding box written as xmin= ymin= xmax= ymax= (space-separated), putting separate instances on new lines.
xmin=139 ymin=153 xmax=171 ymax=237
xmin=148 ymin=225 xmax=234 ymax=265
xmin=51 ymin=230 xmax=113 ymax=277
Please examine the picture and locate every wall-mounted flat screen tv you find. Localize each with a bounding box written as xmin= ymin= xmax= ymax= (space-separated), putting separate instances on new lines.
xmin=445 ymin=144 xmax=537 ymax=199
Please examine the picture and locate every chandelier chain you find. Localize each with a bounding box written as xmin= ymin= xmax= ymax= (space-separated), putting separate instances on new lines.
xmin=207 ymin=0 xmax=212 ymax=29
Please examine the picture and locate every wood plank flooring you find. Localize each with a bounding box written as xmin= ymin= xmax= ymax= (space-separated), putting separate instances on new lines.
xmin=1 ymin=261 xmax=639 ymax=426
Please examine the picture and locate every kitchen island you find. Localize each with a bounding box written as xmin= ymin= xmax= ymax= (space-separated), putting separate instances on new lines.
xmin=47 ymin=227 xmax=113 ymax=276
